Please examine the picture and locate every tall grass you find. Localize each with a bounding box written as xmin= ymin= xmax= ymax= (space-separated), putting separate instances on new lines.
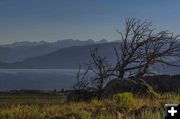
xmin=0 ymin=93 xmax=179 ymax=119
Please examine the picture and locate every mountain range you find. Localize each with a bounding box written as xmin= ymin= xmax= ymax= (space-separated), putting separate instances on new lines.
xmin=0 ymin=42 xmax=119 ymax=69
xmin=0 ymin=39 xmax=107 ymax=63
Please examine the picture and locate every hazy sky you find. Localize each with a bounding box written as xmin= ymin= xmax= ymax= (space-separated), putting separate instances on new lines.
xmin=0 ymin=0 xmax=180 ymax=44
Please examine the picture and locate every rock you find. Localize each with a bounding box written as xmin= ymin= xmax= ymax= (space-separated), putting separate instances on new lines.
xmin=104 ymin=78 xmax=158 ymax=97
xmin=104 ymin=79 xmax=141 ymax=96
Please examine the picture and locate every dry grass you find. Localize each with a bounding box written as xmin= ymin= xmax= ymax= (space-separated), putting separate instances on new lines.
xmin=0 ymin=92 xmax=179 ymax=119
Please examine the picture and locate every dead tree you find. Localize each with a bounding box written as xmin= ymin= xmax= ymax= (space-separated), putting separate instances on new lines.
xmin=88 ymin=48 xmax=112 ymax=99
xmin=135 ymin=32 xmax=180 ymax=78
xmin=113 ymin=18 xmax=180 ymax=97
xmin=73 ymin=64 xmax=90 ymax=91
xmin=113 ymin=19 xmax=153 ymax=79
xmin=114 ymin=18 xmax=180 ymax=79
xmin=71 ymin=64 xmax=93 ymax=101
xmin=73 ymin=18 xmax=180 ymax=98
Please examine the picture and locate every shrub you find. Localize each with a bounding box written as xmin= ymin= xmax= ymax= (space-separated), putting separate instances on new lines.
xmin=113 ymin=92 xmax=137 ymax=113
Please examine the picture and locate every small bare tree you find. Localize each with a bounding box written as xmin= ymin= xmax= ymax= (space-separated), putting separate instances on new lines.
xmin=71 ymin=64 xmax=93 ymax=101
xmin=88 ymin=48 xmax=112 ymax=99
xmin=73 ymin=48 xmax=112 ymax=99
xmin=73 ymin=64 xmax=91 ymax=91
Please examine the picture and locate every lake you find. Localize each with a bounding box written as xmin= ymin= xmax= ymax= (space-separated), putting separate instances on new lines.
xmin=0 ymin=69 xmax=78 ymax=91
xmin=0 ymin=67 xmax=179 ymax=91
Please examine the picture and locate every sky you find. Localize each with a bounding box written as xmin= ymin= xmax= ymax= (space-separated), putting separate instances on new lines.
xmin=0 ymin=0 xmax=180 ymax=44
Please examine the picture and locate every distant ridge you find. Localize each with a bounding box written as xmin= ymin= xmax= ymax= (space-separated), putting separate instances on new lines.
xmin=1 ymin=42 xmax=119 ymax=69
xmin=0 ymin=39 xmax=108 ymax=63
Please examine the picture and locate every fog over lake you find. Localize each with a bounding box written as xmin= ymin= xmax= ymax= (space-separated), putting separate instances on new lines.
xmin=0 ymin=69 xmax=78 ymax=90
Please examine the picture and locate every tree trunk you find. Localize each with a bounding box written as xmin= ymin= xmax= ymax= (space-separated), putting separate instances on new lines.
xmin=134 ymin=78 xmax=160 ymax=98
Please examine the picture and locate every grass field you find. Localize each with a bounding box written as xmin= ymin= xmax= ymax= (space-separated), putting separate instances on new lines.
xmin=0 ymin=92 xmax=179 ymax=119
xmin=0 ymin=92 xmax=66 ymax=106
